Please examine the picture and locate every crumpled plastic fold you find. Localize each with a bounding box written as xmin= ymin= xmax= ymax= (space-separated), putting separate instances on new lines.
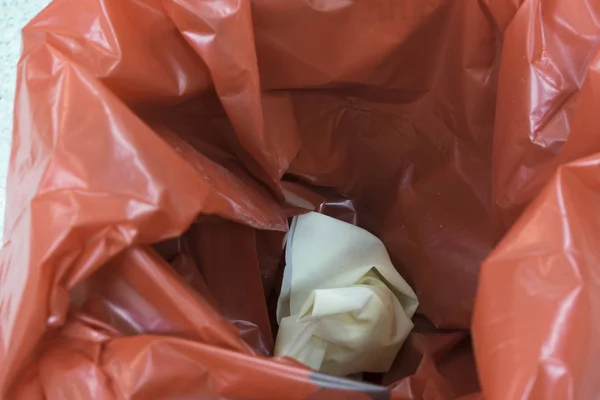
xmin=3 ymin=0 xmax=600 ymax=399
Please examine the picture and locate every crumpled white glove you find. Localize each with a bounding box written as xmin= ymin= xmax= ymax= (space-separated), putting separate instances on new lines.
xmin=275 ymin=212 xmax=418 ymax=376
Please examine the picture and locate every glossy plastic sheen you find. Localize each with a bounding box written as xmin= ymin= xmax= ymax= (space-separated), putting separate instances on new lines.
xmin=2 ymin=0 xmax=600 ymax=399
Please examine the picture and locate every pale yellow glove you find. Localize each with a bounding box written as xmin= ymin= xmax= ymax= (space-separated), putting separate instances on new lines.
xmin=275 ymin=212 xmax=418 ymax=376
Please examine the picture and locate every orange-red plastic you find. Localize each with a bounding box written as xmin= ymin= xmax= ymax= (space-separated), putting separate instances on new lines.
xmin=3 ymin=0 xmax=600 ymax=399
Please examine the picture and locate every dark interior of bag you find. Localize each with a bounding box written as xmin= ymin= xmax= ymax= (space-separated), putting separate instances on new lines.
xmin=77 ymin=2 xmax=501 ymax=396
xmin=43 ymin=0 xmax=529 ymax=398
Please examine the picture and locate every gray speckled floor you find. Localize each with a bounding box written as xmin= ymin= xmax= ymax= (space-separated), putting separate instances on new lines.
xmin=0 ymin=0 xmax=51 ymax=233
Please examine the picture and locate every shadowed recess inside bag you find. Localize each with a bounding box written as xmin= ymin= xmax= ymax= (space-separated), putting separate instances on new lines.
xmin=4 ymin=0 xmax=600 ymax=399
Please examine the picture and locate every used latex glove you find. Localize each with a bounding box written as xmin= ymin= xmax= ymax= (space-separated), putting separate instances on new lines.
xmin=275 ymin=212 xmax=419 ymax=376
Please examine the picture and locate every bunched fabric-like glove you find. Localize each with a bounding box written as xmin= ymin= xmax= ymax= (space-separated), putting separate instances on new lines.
xmin=275 ymin=212 xmax=419 ymax=376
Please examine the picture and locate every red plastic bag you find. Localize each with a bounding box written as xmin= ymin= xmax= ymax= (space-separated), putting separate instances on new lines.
xmin=2 ymin=0 xmax=600 ymax=398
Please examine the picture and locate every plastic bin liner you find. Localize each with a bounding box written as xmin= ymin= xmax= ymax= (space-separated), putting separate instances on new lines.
xmin=2 ymin=0 xmax=600 ymax=399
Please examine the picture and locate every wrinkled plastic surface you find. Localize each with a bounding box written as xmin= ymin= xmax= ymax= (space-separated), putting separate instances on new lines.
xmin=2 ymin=0 xmax=600 ymax=399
